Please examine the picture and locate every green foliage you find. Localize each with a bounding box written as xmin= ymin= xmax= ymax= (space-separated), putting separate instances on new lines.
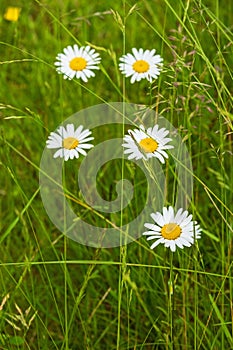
xmin=0 ymin=0 xmax=232 ymax=349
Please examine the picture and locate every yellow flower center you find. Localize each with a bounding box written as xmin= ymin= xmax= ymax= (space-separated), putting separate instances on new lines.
xmin=133 ymin=60 xmax=150 ymax=73
xmin=69 ymin=57 xmax=87 ymax=71
xmin=161 ymin=223 xmax=181 ymax=240
xmin=63 ymin=137 xmax=79 ymax=150
xmin=139 ymin=137 xmax=158 ymax=153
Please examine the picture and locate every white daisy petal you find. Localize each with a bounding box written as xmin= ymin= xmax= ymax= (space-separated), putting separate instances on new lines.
xmin=181 ymin=222 xmax=194 ymax=231
xmin=46 ymin=133 xmax=62 ymax=148
xmin=150 ymin=238 xmax=165 ymax=250
xmin=144 ymin=223 xmax=161 ymax=231
xmin=79 ymin=136 xmax=94 ymax=143
xmin=46 ymin=142 xmax=61 ymax=149
xmin=67 ymin=70 xmax=76 ymax=80
xmin=78 ymin=143 xmax=94 ymax=149
xmin=63 ymin=149 xmax=70 ymax=161
xmin=78 ymin=130 xmax=92 ymax=140
xmin=179 ymin=237 xmax=192 ymax=247
xmin=143 ymin=207 xmax=202 ymax=252
xmin=153 ymin=212 xmax=166 ymax=226
xmin=168 ymin=206 xmax=175 ymax=221
xmin=180 ymin=235 xmax=194 ymax=245
xmin=179 ymin=215 xmax=193 ymax=227
xmin=174 ymin=210 xmax=189 ymax=225
xmin=150 ymin=212 xmax=162 ymax=224
xmin=53 ymin=149 xmax=63 ymax=159
xmin=173 ymin=238 xmax=184 ymax=249
xmin=169 ymin=241 xmax=177 ymax=251
xmin=69 ymin=149 xmax=75 ymax=159
xmin=80 ymin=72 xmax=88 ymax=82
xmin=64 ymin=45 xmax=74 ymax=58
xmin=143 ymin=231 xmax=161 ymax=236
xmin=123 ymin=148 xmax=136 ymax=154
xmin=66 ymin=124 xmax=75 ymax=136
xmin=77 ymin=148 xmax=87 ymax=156
xmin=163 ymin=207 xmax=169 ymax=222
xmin=146 ymin=235 xmax=161 ymax=241
xmin=130 ymin=74 xmax=137 ymax=84
xmin=156 ymin=149 xmax=169 ymax=158
xmin=164 ymin=240 xmax=177 ymax=252
xmin=174 ymin=208 xmax=184 ymax=219
xmin=74 ymin=125 xmax=83 ymax=136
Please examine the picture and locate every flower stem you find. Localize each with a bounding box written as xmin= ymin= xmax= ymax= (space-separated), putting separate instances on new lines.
xmin=168 ymin=251 xmax=174 ymax=349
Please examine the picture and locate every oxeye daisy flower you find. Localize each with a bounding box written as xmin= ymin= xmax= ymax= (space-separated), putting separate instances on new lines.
xmin=54 ymin=44 xmax=101 ymax=81
xmin=122 ymin=124 xmax=173 ymax=163
xmin=46 ymin=124 xmax=94 ymax=161
xmin=143 ymin=206 xmax=201 ymax=252
xmin=119 ymin=48 xmax=163 ymax=83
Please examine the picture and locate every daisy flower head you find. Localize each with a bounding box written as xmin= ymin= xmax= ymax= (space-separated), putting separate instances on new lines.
xmin=143 ymin=206 xmax=202 ymax=252
xmin=46 ymin=124 xmax=94 ymax=161
xmin=54 ymin=44 xmax=101 ymax=82
xmin=119 ymin=48 xmax=163 ymax=83
xmin=122 ymin=124 xmax=173 ymax=163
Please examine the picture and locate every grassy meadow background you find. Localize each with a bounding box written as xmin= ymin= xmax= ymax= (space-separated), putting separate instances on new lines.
xmin=0 ymin=0 xmax=232 ymax=349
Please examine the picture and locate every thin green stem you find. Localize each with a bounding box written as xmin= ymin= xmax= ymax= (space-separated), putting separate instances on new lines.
xmin=168 ymin=252 xmax=174 ymax=349
xmin=117 ymin=2 xmax=127 ymax=349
